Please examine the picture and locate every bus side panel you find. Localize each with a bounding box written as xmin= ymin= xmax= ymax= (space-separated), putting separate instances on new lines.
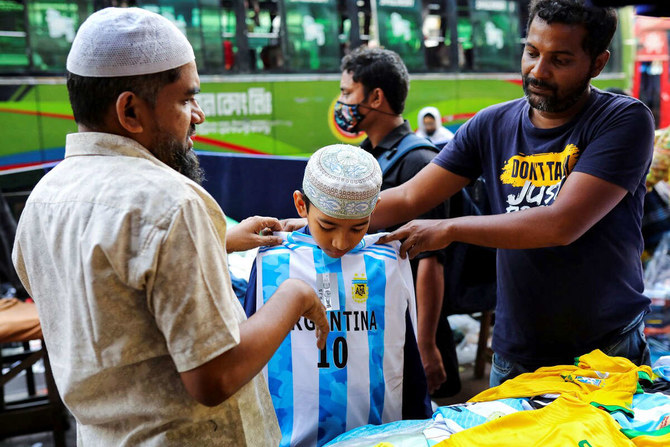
xmin=0 ymin=83 xmax=74 ymax=169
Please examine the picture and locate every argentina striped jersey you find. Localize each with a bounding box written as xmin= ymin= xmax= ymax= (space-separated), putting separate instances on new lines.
xmin=247 ymin=229 xmax=418 ymax=446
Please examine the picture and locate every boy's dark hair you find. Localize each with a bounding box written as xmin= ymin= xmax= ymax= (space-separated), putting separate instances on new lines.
xmin=528 ymin=0 xmax=617 ymax=61
xmin=301 ymin=190 xmax=311 ymax=211
xmin=66 ymin=68 xmax=181 ymax=130
xmin=340 ymin=47 xmax=409 ymax=115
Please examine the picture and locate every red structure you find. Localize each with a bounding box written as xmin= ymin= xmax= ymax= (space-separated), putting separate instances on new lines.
xmin=632 ymin=16 xmax=670 ymax=128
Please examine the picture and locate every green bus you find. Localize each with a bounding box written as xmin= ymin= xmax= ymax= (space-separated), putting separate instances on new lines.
xmin=0 ymin=0 xmax=632 ymax=176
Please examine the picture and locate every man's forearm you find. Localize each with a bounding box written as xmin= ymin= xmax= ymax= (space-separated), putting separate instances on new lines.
xmin=180 ymin=279 xmax=327 ymax=406
xmin=446 ymin=206 xmax=571 ymax=249
xmin=390 ymin=172 xmax=631 ymax=257
xmin=370 ymin=185 xmax=415 ymax=231
xmin=227 ymin=284 xmax=311 ymax=387
xmin=370 ymin=164 xmax=470 ymax=231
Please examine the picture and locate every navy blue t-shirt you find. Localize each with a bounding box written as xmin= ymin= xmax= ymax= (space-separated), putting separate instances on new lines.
xmin=432 ymin=88 xmax=654 ymax=365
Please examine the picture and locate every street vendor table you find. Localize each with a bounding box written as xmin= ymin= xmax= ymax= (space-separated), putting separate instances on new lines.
xmin=0 ymin=298 xmax=67 ymax=446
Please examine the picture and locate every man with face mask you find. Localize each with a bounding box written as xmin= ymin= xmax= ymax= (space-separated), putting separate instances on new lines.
xmin=377 ymin=0 xmax=655 ymax=387
xmin=335 ymin=47 xmax=461 ymax=402
xmin=416 ymin=106 xmax=454 ymax=147
xmin=11 ymin=8 xmax=328 ymax=445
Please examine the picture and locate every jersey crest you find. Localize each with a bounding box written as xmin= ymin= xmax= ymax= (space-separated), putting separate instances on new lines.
xmin=351 ymin=273 xmax=368 ymax=303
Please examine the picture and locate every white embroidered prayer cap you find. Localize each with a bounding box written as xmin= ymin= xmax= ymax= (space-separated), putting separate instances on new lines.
xmin=303 ymin=144 xmax=382 ymax=219
xmin=66 ymin=7 xmax=195 ymax=77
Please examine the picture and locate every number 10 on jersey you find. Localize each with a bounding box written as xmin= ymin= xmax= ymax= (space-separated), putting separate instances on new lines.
xmin=318 ymin=336 xmax=348 ymax=369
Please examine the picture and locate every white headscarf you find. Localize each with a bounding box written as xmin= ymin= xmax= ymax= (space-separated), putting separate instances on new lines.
xmin=416 ymin=106 xmax=454 ymax=145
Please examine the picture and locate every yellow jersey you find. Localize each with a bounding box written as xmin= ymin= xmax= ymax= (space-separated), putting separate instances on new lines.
xmin=438 ymin=394 xmax=634 ymax=446
xmin=470 ymin=350 xmax=652 ymax=414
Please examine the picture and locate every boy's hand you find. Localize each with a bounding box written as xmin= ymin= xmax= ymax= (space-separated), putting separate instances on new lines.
xmin=377 ymin=219 xmax=452 ymax=259
xmin=284 ymin=279 xmax=329 ymax=349
xmin=226 ymin=216 xmax=283 ymax=253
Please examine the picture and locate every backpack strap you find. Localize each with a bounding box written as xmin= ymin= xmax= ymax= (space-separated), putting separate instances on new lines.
xmin=378 ymin=133 xmax=439 ymax=176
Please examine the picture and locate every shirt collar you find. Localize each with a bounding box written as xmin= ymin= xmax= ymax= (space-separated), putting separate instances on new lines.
xmin=65 ymin=132 xmax=165 ymax=167
xmin=361 ymin=120 xmax=412 ymax=157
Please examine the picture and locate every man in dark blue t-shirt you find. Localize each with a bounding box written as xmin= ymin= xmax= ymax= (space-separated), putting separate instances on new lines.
xmin=376 ymin=0 xmax=654 ymax=386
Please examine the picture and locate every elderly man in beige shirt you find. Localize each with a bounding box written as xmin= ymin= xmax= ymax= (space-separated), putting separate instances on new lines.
xmin=12 ymin=7 xmax=328 ymax=446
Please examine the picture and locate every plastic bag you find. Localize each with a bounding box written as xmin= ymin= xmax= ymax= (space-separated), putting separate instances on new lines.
xmin=447 ymin=315 xmax=481 ymax=365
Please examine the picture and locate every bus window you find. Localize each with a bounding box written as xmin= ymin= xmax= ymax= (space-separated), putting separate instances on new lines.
xmin=468 ymin=0 xmax=520 ymax=72
xmin=24 ymin=0 xmax=90 ymax=73
xmin=246 ymin=0 xmax=283 ymax=71
xmin=221 ymin=0 xmax=238 ymax=71
xmin=0 ymin=0 xmax=29 ymax=73
xmin=284 ymin=0 xmax=340 ymax=71
xmin=376 ymin=0 xmax=425 ymax=71
xmin=199 ymin=0 xmax=224 ymax=73
xmin=422 ymin=0 xmax=455 ymax=70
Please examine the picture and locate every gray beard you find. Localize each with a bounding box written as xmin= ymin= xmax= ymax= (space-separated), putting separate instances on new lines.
xmin=522 ymin=74 xmax=591 ymax=114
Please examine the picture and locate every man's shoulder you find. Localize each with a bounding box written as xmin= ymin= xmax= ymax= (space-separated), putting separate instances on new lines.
xmin=385 ymin=133 xmax=439 ymax=168
xmin=31 ymin=155 xmax=210 ymax=225
xmin=454 ymin=97 xmax=526 ymax=139
xmin=396 ymin=143 xmax=439 ymax=163
xmin=111 ymin=160 xmax=209 ymax=217
xmin=576 ymin=88 xmax=654 ymax=143
xmin=398 ymin=133 xmax=438 ymax=150
xmin=475 ymin=97 xmax=527 ymax=121
xmin=591 ymin=87 xmax=651 ymax=115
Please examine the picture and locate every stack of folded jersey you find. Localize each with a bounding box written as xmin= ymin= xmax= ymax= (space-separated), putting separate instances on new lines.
xmin=327 ymin=350 xmax=670 ymax=446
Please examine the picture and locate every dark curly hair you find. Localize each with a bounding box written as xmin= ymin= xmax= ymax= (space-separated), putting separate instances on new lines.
xmin=340 ymin=47 xmax=409 ymax=115
xmin=528 ymin=0 xmax=617 ymax=60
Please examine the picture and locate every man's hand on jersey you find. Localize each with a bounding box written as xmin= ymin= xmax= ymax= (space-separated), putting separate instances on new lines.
xmin=285 ymin=279 xmax=329 ymax=349
xmin=226 ymin=216 xmax=283 ymax=253
xmin=279 ymin=217 xmax=307 ymax=232
xmin=377 ymin=219 xmax=451 ymax=259
xmin=419 ymin=341 xmax=447 ymax=394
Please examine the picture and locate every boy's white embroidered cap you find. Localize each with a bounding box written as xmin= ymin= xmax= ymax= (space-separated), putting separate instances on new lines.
xmin=66 ymin=7 xmax=195 ymax=77
xmin=303 ymin=144 xmax=382 ymax=219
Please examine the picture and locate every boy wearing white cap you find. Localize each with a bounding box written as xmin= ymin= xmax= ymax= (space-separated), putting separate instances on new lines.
xmin=12 ymin=7 xmax=328 ymax=446
xmin=245 ymin=144 xmax=431 ymax=447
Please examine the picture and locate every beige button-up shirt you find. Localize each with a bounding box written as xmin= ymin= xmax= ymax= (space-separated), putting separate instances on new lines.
xmin=12 ymin=132 xmax=280 ymax=446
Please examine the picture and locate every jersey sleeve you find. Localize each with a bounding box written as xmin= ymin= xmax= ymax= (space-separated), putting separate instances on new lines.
xmin=149 ymin=198 xmax=242 ymax=372
xmin=572 ymin=99 xmax=654 ymax=194
xmin=395 ymin=148 xmax=437 ymax=185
